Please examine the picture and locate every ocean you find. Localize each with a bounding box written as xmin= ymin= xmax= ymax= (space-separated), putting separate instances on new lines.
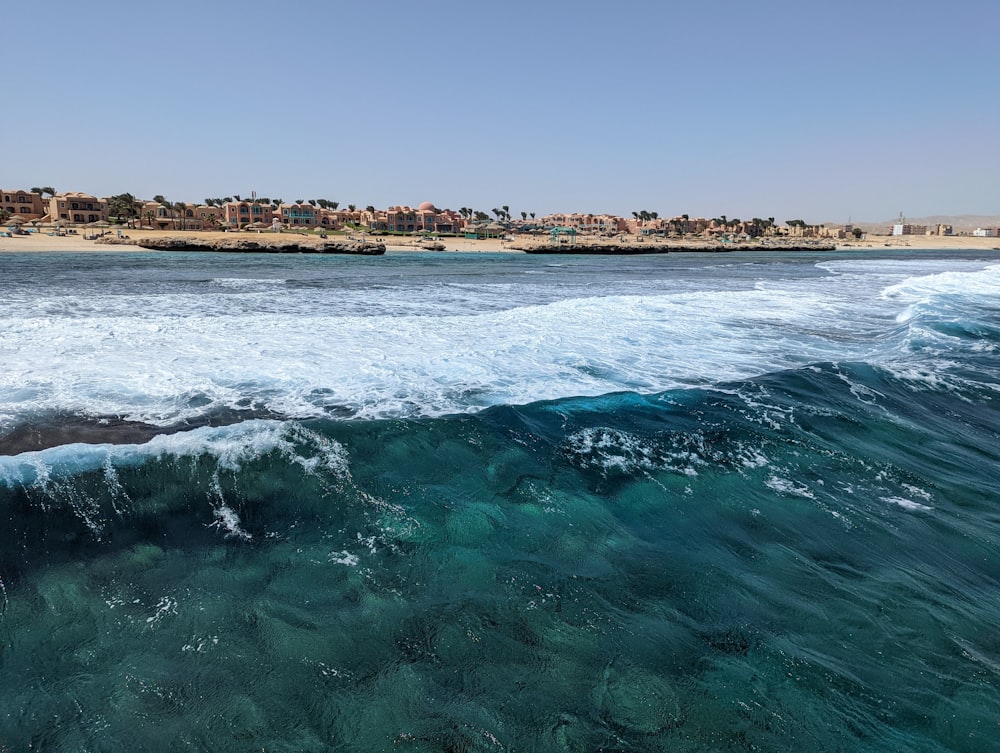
xmin=0 ymin=248 xmax=998 ymax=751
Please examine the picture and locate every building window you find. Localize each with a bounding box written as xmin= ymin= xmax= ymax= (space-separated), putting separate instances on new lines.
xmin=73 ymin=214 xmax=83 ymax=222
xmin=20 ymin=207 xmax=31 ymax=213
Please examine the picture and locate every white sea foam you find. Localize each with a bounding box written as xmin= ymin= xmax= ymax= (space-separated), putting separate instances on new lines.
xmin=0 ymin=420 xmax=343 ymax=488
xmin=211 ymin=278 xmax=288 ymax=288
xmin=0 ymin=255 xmax=994 ymax=433
xmin=882 ymin=496 xmax=933 ymax=512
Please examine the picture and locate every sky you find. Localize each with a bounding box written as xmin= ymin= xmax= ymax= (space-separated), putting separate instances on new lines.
xmin=4 ymin=0 xmax=998 ymax=223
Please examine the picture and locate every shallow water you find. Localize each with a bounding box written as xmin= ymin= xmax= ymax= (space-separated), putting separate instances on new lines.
xmin=1 ymin=249 xmax=998 ymax=751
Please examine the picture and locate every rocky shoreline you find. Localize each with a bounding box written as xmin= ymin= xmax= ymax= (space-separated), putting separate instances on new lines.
xmin=97 ymin=235 xmax=386 ymax=255
xmin=513 ymin=241 xmax=838 ymax=254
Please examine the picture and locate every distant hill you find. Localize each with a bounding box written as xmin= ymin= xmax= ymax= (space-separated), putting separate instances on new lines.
xmin=830 ymin=215 xmax=1000 ymax=234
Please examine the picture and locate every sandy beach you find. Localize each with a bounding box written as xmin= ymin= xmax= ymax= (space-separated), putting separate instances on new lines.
xmin=2 ymin=228 xmax=998 ymax=254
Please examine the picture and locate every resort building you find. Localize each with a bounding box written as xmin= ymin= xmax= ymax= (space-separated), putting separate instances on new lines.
xmin=1 ymin=189 xmax=46 ymax=220
xmin=47 ymin=192 xmax=109 ymax=225
xmin=365 ymin=203 xmax=464 ymax=234
xmin=542 ymin=213 xmax=627 ymax=234
xmin=223 ymin=201 xmax=276 ymax=229
xmin=277 ymin=202 xmax=319 ymax=227
xmin=972 ymin=227 xmax=996 ymax=237
xmin=891 ymin=223 xmax=928 ymax=236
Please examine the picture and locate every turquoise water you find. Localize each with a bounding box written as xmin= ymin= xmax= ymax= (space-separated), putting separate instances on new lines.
xmin=1 ymin=250 xmax=998 ymax=750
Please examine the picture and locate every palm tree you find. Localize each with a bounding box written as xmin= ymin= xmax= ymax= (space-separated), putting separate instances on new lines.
xmin=144 ymin=210 xmax=155 ymax=229
xmin=174 ymin=201 xmax=187 ymax=230
xmin=530 ymin=212 xmax=535 ymax=221
xmin=520 ymin=211 xmax=527 ymax=221
xmin=348 ymin=204 xmax=356 ymax=212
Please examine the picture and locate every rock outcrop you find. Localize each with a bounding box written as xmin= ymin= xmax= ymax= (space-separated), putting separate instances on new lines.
xmin=98 ymin=235 xmax=385 ymax=255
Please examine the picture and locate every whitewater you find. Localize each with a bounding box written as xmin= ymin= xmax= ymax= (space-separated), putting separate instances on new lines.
xmin=1 ymin=249 xmax=998 ymax=751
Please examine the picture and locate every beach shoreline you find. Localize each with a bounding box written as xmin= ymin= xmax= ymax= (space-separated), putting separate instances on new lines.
xmin=2 ymin=228 xmax=998 ymax=254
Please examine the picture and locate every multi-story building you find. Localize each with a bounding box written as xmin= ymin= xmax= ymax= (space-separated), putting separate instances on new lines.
xmin=1 ymin=189 xmax=46 ymax=220
xmin=48 ymin=192 xmax=109 ymax=224
xmin=543 ymin=213 xmax=627 ymax=234
xmin=366 ymin=203 xmax=464 ymax=233
xmin=223 ymin=201 xmax=275 ymax=229
xmin=277 ymin=202 xmax=319 ymax=227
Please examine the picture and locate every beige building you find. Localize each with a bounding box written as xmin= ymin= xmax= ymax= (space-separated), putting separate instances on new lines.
xmin=1 ymin=189 xmax=46 ymax=220
xmin=544 ymin=213 xmax=626 ymax=234
xmin=47 ymin=192 xmax=109 ymax=225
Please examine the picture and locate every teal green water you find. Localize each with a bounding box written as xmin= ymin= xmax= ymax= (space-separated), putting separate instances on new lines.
xmin=2 ymin=363 xmax=999 ymax=751
xmin=0 ymin=250 xmax=999 ymax=750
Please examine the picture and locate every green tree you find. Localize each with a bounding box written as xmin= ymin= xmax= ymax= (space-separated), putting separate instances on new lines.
xmin=347 ymin=204 xmax=356 ymax=212
xmin=174 ymin=201 xmax=187 ymax=230
xmin=109 ymin=192 xmax=139 ymax=228
xmin=520 ymin=211 xmax=527 ymax=221
xmin=852 ymin=227 xmax=864 ymax=239
xmin=0 ymin=207 xmax=11 ymax=224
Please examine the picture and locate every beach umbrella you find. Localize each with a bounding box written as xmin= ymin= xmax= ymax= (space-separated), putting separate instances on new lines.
xmin=8 ymin=216 xmax=26 ymax=224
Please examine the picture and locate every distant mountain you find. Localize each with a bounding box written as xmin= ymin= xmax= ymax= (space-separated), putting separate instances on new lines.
xmin=832 ymin=215 xmax=1000 ymax=233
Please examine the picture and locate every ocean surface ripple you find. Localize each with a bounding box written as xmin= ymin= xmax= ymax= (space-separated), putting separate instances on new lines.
xmin=0 ymin=249 xmax=998 ymax=751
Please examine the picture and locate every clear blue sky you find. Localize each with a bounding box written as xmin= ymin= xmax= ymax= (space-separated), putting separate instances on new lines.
xmin=5 ymin=0 xmax=998 ymax=223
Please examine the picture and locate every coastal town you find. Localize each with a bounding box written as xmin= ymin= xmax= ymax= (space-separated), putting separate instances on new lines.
xmin=2 ymin=186 xmax=998 ymax=251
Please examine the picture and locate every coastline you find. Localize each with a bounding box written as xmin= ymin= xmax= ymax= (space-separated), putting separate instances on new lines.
xmin=2 ymin=228 xmax=999 ymax=254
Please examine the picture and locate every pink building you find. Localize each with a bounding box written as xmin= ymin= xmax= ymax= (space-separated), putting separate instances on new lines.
xmin=223 ymin=201 xmax=275 ymax=228
xmin=366 ymin=202 xmax=464 ymax=233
